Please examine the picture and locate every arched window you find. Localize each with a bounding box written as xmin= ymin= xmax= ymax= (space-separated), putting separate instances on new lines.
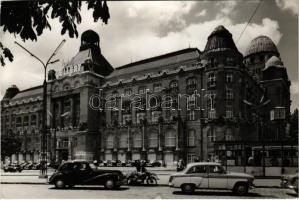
xmin=133 ymin=132 xmax=142 ymax=148
xmin=106 ymin=134 xmax=114 ymax=149
xmin=148 ymin=131 xmax=158 ymax=147
xmin=165 ymin=130 xmax=176 ymax=147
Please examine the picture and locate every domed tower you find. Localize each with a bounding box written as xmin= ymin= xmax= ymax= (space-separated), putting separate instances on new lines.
xmin=62 ymin=29 xmax=113 ymax=77
xmin=243 ymin=35 xmax=280 ymax=82
xmin=261 ymin=56 xmax=291 ymax=138
xmin=79 ymin=30 xmax=100 ymax=52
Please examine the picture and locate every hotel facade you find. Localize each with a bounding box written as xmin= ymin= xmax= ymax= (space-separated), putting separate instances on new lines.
xmin=1 ymin=26 xmax=294 ymax=167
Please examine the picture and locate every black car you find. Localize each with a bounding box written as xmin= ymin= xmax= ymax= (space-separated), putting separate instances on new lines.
xmin=3 ymin=164 xmax=23 ymax=172
xmin=48 ymin=161 xmax=126 ymax=189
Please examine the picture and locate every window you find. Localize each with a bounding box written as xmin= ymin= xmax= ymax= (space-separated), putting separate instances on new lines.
xmin=207 ymin=91 xmax=216 ymax=117
xmin=187 ymin=165 xmax=207 ymax=174
xmin=16 ymin=117 xmax=22 ymax=127
xmin=226 ymin=73 xmax=233 ymax=83
xmin=111 ymin=111 xmax=119 ymax=125
xmin=30 ymin=115 xmax=37 ymax=126
xmin=169 ymin=80 xmax=178 ymax=89
xmin=165 ymin=130 xmax=176 ymax=147
xmin=186 ymin=77 xmax=196 ymax=90
xmin=151 ymin=111 xmax=161 ymax=123
xmin=225 ymin=102 xmax=233 ymax=118
xmin=187 ymin=95 xmax=196 ymax=108
xmin=119 ymin=133 xmax=127 ymax=148
xmin=136 ymin=112 xmax=146 ymax=124
xmin=187 ymin=154 xmax=197 ymax=163
xmin=187 ymin=110 xmax=196 ymax=121
xmin=148 ymin=131 xmax=158 ymax=147
xmin=208 ymin=129 xmax=216 ymax=142
xmin=138 ymin=86 xmax=147 ymax=95
xmin=23 ymin=116 xmax=29 ymax=126
xmin=124 ymin=89 xmax=132 ymax=96
xmin=188 ymin=130 xmax=195 ymax=147
xmin=225 ymin=128 xmax=234 ymax=141
xmin=153 ymin=83 xmax=163 ymax=92
xmin=208 ymin=110 xmax=216 ymax=119
xmin=208 ymin=165 xmax=224 ymax=173
xmin=122 ymin=114 xmax=131 ymax=125
xmin=226 ymin=89 xmax=233 ymax=100
xmin=208 ymin=73 xmax=216 ymax=87
xmin=106 ymin=134 xmax=114 ymax=149
xmin=133 ymin=132 xmax=142 ymax=148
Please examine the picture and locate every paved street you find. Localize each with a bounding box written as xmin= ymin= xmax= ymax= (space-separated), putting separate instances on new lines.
xmin=0 ymin=184 xmax=298 ymax=199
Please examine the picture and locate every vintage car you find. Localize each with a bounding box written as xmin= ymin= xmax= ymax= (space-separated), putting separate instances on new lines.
xmin=48 ymin=161 xmax=126 ymax=189
xmin=168 ymin=162 xmax=254 ymax=195
xmin=3 ymin=164 xmax=23 ymax=172
xmin=281 ymin=172 xmax=298 ymax=193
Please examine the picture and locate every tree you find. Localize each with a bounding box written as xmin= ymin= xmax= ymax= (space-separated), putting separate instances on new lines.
xmin=1 ymin=132 xmax=22 ymax=161
xmin=0 ymin=0 xmax=110 ymax=66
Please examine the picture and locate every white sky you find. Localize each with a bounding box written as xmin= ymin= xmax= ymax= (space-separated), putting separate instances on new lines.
xmin=0 ymin=0 xmax=298 ymax=111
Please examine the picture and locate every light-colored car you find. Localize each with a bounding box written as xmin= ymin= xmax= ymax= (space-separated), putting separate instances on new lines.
xmin=168 ymin=162 xmax=254 ymax=195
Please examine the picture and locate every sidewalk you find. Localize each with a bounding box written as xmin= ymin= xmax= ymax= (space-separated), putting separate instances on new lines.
xmin=1 ymin=173 xmax=282 ymax=188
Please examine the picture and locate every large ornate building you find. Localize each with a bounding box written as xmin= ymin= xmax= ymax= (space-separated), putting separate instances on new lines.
xmin=1 ymin=26 xmax=293 ymax=166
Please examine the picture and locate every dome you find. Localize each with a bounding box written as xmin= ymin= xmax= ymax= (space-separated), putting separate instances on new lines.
xmin=265 ymin=56 xmax=284 ymax=69
xmin=244 ymin=35 xmax=279 ymax=57
xmin=81 ymin=30 xmax=99 ymax=44
xmin=204 ymin=25 xmax=239 ymax=53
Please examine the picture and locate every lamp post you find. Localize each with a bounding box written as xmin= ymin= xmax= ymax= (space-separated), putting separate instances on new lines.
xmin=15 ymin=40 xmax=66 ymax=178
xmin=242 ymin=98 xmax=270 ymax=176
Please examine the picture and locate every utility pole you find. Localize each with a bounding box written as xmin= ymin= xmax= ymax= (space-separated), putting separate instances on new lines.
xmin=15 ymin=40 xmax=65 ymax=178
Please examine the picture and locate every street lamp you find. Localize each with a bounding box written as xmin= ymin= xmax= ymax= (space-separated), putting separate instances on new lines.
xmin=242 ymin=97 xmax=270 ymax=176
xmin=15 ymin=40 xmax=66 ymax=178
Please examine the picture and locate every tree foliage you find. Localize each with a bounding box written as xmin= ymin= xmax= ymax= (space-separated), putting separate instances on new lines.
xmin=0 ymin=0 xmax=110 ymax=66
xmin=1 ymin=132 xmax=22 ymax=161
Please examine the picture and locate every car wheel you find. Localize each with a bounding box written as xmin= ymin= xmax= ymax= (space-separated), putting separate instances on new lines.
xmin=146 ymin=177 xmax=157 ymax=185
xmin=293 ymin=178 xmax=298 ymax=194
xmin=233 ymin=183 xmax=248 ymax=196
xmin=104 ymin=179 xmax=115 ymax=189
xmin=55 ymin=179 xmax=66 ymax=189
xmin=181 ymin=184 xmax=195 ymax=194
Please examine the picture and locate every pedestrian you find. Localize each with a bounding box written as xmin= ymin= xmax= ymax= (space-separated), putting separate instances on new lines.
xmin=140 ymin=160 xmax=146 ymax=173
xmin=135 ymin=160 xmax=141 ymax=172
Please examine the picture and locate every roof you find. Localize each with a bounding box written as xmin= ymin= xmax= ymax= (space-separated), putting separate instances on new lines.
xmin=10 ymin=85 xmax=43 ymax=101
xmin=186 ymin=162 xmax=221 ymax=168
xmin=64 ymin=47 xmax=113 ymax=76
xmin=244 ymin=35 xmax=279 ymax=57
xmin=204 ymin=25 xmax=239 ymax=53
xmin=106 ymin=48 xmax=201 ymax=80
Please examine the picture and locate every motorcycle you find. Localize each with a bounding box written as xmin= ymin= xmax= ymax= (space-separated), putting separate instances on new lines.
xmin=126 ymin=170 xmax=159 ymax=185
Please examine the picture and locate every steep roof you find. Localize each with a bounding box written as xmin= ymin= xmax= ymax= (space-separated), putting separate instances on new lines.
xmin=204 ymin=25 xmax=239 ymax=53
xmin=10 ymin=85 xmax=43 ymax=102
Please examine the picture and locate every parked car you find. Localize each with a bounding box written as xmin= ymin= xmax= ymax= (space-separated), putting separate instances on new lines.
xmin=152 ymin=160 xmax=162 ymax=167
xmin=48 ymin=161 xmax=126 ymax=189
xmin=281 ymin=172 xmax=298 ymax=193
xmin=3 ymin=164 xmax=23 ymax=172
xmin=125 ymin=160 xmax=133 ymax=167
xmin=168 ymin=162 xmax=254 ymax=196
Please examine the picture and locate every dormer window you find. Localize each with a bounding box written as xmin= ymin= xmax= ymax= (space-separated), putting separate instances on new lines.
xmin=208 ymin=73 xmax=216 ymax=87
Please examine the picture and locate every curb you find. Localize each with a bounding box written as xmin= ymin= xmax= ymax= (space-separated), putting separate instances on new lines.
xmin=0 ymin=182 xmax=282 ymax=189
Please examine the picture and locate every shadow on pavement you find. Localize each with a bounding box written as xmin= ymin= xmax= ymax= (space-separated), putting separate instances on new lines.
xmin=172 ymin=191 xmax=275 ymax=198
xmin=48 ymin=186 xmax=130 ymax=191
xmin=286 ymin=192 xmax=298 ymax=197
